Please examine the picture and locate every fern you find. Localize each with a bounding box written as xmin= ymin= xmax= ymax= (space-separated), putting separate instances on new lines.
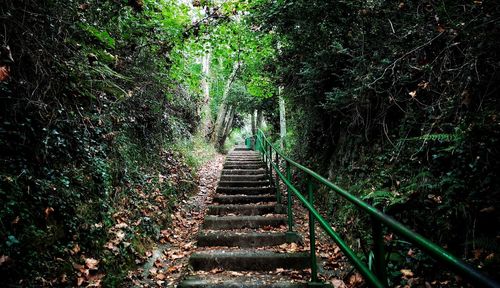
xmin=362 ymin=190 xmax=406 ymax=210
xmin=407 ymin=133 xmax=461 ymax=143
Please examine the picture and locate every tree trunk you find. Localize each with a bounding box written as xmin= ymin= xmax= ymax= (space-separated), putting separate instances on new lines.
xmin=219 ymin=105 xmax=235 ymax=148
xmin=279 ymin=87 xmax=286 ymax=149
xmin=251 ymin=110 xmax=256 ymax=136
xmin=213 ymin=61 xmax=240 ymax=149
xmin=256 ymin=109 xmax=263 ymax=130
xmin=197 ymin=52 xmax=212 ymax=138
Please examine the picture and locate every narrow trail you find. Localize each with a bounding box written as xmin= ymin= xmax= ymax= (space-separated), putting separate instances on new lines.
xmin=177 ymin=146 xmax=352 ymax=287
xmin=126 ymin=147 xmax=351 ymax=287
xmin=179 ymin=146 xmax=310 ymax=287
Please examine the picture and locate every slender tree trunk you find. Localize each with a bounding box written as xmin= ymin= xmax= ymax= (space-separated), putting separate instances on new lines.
xmin=219 ymin=105 xmax=235 ymax=148
xmin=197 ymin=52 xmax=212 ymax=138
xmin=256 ymin=109 xmax=263 ymax=130
xmin=213 ymin=61 xmax=240 ymax=149
xmin=251 ymin=110 xmax=256 ymax=136
xmin=279 ymin=87 xmax=286 ymax=149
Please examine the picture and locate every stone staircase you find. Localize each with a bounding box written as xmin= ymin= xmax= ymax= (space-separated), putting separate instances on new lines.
xmin=179 ymin=146 xmax=311 ymax=287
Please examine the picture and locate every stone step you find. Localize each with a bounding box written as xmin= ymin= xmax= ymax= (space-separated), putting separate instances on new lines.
xmin=202 ymin=215 xmax=286 ymax=229
xmin=224 ymin=160 xmax=262 ymax=164
xmin=226 ymin=156 xmax=261 ymax=159
xmin=219 ymin=174 xmax=268 ymax=181
xmin=222 ymin=169 xmax=267 ymax=175
xmin=233 ymin=147 xmax=250 ymax=151
xmin=216 ymin=187 xmax=274 ymax=195
xmin=218 ymin=181 xmax=270 ymax=188
xmin=228 ymin=154 xmax=260 ymax=157
xmin=207 ymin=204 xmax=277 ymax=216
xmin=197 ymin=231 xmax=300 ymax=247
xmin=189 ymin=250 xmax=309 ymax=271
xmin=224 ymin=164 xmax=266 ymax=170
xmin=213 ymin=194 xmax=276 ymax=204
xmin=178 ymin=275 xmax=308 ymax=288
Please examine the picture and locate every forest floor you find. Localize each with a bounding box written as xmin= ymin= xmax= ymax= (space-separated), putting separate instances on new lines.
xmin=124 ymin=153 xmax=225 ymax=287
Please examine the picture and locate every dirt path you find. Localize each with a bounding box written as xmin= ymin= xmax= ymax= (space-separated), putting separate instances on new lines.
xmin=126 ymin=154 xmax=225 ymax=287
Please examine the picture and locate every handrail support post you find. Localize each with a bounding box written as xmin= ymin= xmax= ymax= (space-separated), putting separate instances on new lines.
xmin=307 ymin=177 xmax=321 ymax=286
xmin=268 ymin=145 xmax=273 ymax=181
xmin=274 ymin=150 xmax=281 ymax=204
xmin=286 ymin=160 xmax=294 ymax=233
xmin=371 ymin=216 xmax=388 ymax=287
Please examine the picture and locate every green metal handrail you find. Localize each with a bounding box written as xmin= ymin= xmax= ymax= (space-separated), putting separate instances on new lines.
xmin=254 ymin=129 xmax=498 ymax=288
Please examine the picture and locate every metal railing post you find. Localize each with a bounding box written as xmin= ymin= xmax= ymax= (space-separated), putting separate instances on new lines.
xmin=308 ymin=177 xmax=319 ymax=284
xmin=275 ymin=151 xmax=281 ymax=203
xmin=268 ymin=145 xmax=273 ymax=181
xmin=371 ymin=216 xmax=388 ymax=287
xmin=286 ymin=160 xmax=293 ymax=232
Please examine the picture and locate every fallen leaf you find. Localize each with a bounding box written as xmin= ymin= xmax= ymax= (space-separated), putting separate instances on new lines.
xmin=155 ymin=273 xmax=166 ymax=280
xmin=79 ymin=3 xmax=90 ymax=10
xmin=348 ymin=273 xmax=364 ymax=285
xmin=149 ymin=267 xmax=158 ymax=275
xmin=167 ymin=265 xmax=179 ymax=273
xmin=0 ymin=66 xmax=10 ymax=81
xmin=480 ymin=206 xmax=495 ymax=213
xmin=11 ymin=216 xmax=20 ymax=225
xmin=400 ymin=269 xmax=414 ymax=278
xmin=44 ymin=207 xmax=55 ymax=219
xmin=0 ymin=255 xmax=11 ymax=266
xmin=85 ymin=258 xmax=99 ymax=270
xmin=115 ymin=223 xmax=128 ymax=229
xmin=153 ymin=259 xmax=164 ymax=268
xmin=330 ymin=279 xmax=347 ymax=288
xmin=77 ymin=277 xmax=85 ymax=286
xmin=71 ymin=244 xmax=81 ymax=255
xmin=72 ymin=263 xmax=86 ymax=273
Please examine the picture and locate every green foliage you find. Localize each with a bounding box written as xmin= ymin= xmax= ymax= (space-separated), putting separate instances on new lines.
xmin=0 ymin=0 xmax=204 ymax=285
xmin=173 ymin=135 xmax=217 ymax=169
xmin=252 ymin=0 xmax=500 ymax=282
xmin=81 ymin=24 xmax=116 ymax=49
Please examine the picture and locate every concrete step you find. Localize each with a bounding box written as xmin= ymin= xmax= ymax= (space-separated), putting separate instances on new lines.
xmin=189 ymin=250 xmax=309 ymax=271
xmin=202 ymin=215 xmax=286 ymax=229
xmin=224 ymin=163 xmax=265 ymax=168
xmin=216 ymin=187 xmax=274 ymax=195
xmin=213 ymin=194 xmax=276 ymax=204
xmin=224 ymin=164 xmax=266 ymax=170
xmin=220 ymin=174 xmax=267 ymax=181
xmin=222 ymin=169 xmax=267 ymax=175
xmin=226 ymin=156 xmax=261 ymax=159
xmin=228 ymin=154 xmax=260 ymax=157
xmin=224 ymin=160 xmax=262 ymax=164
xmin=178 ymin=275 xmax=308 ymax=288
xmin=233 ymin=147 xmax=250 ymax=151
xmin=218 ymin=181 xmax=270 ymax=187
xmin=207 ymin=204 xmax=278 ymax=216
xmin=197 ymin=231 xmax=300 ymax=247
